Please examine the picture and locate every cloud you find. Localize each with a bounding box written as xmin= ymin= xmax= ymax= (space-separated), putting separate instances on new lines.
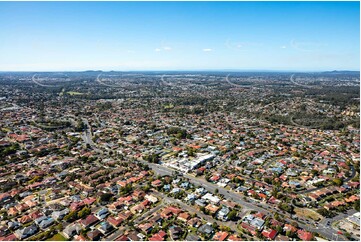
xmin=225 ymin=39 xmax=262 ymax=51
xmin=290 ymin=39 xmax=326 ymax=52
xmin=281 ymin=46 xmax=287 ymax=49
xmin=154 ymin=46 xmax=172 ymax=52
xmin=202 ymin=48 xmax=213 ymax=52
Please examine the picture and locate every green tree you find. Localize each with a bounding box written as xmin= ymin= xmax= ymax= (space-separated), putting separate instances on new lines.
xmin=64 ymin=211 xmax=78 ymax=222
xmin=227 ymin=210 xmax=237 ymax=221
xmin=332 ymin=178 xmax=343 ymax=186
xmin=77 ymin=206 xmax=91 ymax=219
xmin=212 ymin=222 xmax=218 ymax=230
xmin=98 ymin=193 xmax=113 ymax=203
xmin=354 ymin=200 xmax=360 ymax=211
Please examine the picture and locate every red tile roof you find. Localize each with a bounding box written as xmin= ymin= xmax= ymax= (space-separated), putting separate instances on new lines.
xmin=297 ymin=230 xmax=313 ymax=241
xmin=213 ymin=231 xmax=229 ymax=241
xmin=262 ymin=228 xmax=278 ymax=240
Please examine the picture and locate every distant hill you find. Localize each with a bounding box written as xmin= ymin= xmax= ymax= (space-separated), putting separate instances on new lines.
xmin=322 ymin=70 xmax=360 ymax=75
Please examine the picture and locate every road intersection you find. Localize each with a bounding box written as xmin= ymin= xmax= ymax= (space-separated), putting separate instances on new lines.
xmin=141 ymin=160 xmax=348 ymax=241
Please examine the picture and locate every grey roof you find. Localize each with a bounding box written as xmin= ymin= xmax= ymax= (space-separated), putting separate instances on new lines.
xmin=39 ymin=217 xmax=55 ymax=229
xmin=51 ymin=208 xmax=69 ymax=220
xmin=185 ymin=233 xmax=201 ymax=241
xmin=7 ymin=221 xmax=20 ymax=230
xmin=63 ymin=223 xmax=82 ymax=238
xmin=198 ymin=224 xmax=214 ymax=234
xmin=34 ymin=215 xmax=48 ymax=225
xmin=195 ymin=199 xmax=207 ymax=207
xmin=218 ymin=206 xmax=230 ymax=216
xmin=15 ymin=224 xmax=38 ymax=239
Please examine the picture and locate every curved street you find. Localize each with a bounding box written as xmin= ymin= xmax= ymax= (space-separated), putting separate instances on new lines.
xmin=141 ymin=160 xmax=348 ymax=241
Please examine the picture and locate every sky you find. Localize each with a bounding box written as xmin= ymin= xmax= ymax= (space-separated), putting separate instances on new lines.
xmin=0 ymin=1 xmax=359 ymax=71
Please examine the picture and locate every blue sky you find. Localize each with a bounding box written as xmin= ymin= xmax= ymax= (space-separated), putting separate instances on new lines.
xmin=0 ymin=1 xmax=359 ymax=71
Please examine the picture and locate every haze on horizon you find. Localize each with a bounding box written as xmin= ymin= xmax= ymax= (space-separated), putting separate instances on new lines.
xmin=0 ymin=1 xmax=359 ymax=72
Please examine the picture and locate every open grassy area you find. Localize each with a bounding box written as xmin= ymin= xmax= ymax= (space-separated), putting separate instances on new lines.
xmin=294 ymin=207 xmax=323 ymax=221
xmin=1 ymin=127 xmax=11 ymax=132
xmin=163 ymin=103 xmax=174 ymax=109
xmin=67 ymin=91 xmax=84 ymax=95
xmin=47 ymin=233 xmax=67 ymax=241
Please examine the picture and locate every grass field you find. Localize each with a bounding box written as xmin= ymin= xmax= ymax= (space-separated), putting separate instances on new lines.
xmin=164 ymin=103 xmax=174 ymax=109
xmin=294 ymin=207 xmax=323 ymax=221
xmin=1 ymin=127 xmax=11 ymax=132
xmin=47 ymin=233 xmax=67 ymax=241
xmin=67 ymin=91 xmax=83 ymax=95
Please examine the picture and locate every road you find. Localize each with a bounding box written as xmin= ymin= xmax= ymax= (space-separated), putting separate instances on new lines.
xmin=150 ymin=191 xmax=252 ymax=239
xmin=31 ymin=74 xmax=58 ymax=87
xmin=96 ymin=74 xmax=124 ymax=88
xmin=160 ymin=75 xmax=171 ymax=86
xmin=103 ymin=226 xmax=126 ymax=241
xmin=81 ymin=118 xmax=103 ymax=153
xmin=317 ymin=209 xmax=358 ymax=241
xmin=225 ymin=74 xmax=250 ymax=88
xmin=133 ymin=202 xmax=165 ymax=224
xmin=1 ymin=103 xmax=20 ymax=111
xmin=290 ymin=74 xmax=321 ymax=89
xmin=142 ymin=160 xmax=345 ymax=241
xmin=295 ymin=165 xmax=355 ymax=195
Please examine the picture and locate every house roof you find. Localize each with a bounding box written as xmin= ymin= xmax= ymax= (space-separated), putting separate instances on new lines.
xmin=114 ymin=235 xmax=129 ymax=241
xmin=262 ymin=228 xmax=278 ymax=240
xmin=213 ymin=231 xmax=229 ymax=241
xmin=149 ymin=230 xmax=167 ymax=241
xmin=107 ymin=216 xmax=123 ymax=227
xmin=80 ymin=214 xmax=99 ymax=227
xmin=86 ymin=229 xmax=102 ymax=240
xmin=227 ymin=234 xmax=242 ymax=241
xmin=178 ymin=212 xmax=190 ymax=221
xmin=297 ymin=230 xmax=313 ymax=241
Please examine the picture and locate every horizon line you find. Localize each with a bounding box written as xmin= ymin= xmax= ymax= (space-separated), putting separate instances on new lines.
xmin=0 ymin=69 xmax=360 ymax=73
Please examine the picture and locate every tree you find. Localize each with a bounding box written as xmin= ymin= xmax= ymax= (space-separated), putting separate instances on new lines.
xmin=77 ymin=206 xmax=91 ymax=219
xmin=227 ymin=210 xmax=237 ymax=221
xmin=220 ymin=225 xmax=231 ymax=232
xmin=64 ymin=211 xmax=77 ymax=222
xmin=199 ymin=206 xmax=205 ymax=213
xmin=317 ymin=208 xmax=333 ymax=218
xmin=98 ymin=193 xmax=113 ymax=203
xmin=212 ymin=222 xmax=218 ymax=229
xmin=344 ymin=232 xmax=352 ymax=240
xmin=144 ymin=153 xmax=160 ymax=163
xmin=275 ymin=225 xmax=283 ymax=233
xmin=286 ymin=230 xmax=295 ymax=238
xmin=187 ymin=147 xmax=196 ymax=157
xmin=142 ymin=184 xmax=151 ymax=193
xmin=264 ymin=177 xmax=272 ymax=184
xmin=278 ymin=203 xmax=294 ymax=214
xmin=167 ymin=127 xmax=187 ymax=139
xmin=354 ymin=200 xmax=360 ymax=211
xmin=310 ymin=169 xmax=319 ymax=176
xmin=54 ymin=223 xmax=64 ymax=232
xmin=332 ymin=178 xmax=343 ymax=186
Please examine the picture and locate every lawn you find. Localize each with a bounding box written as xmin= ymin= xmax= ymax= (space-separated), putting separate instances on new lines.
xmin=163 ymin=103 xmax=174 ymax=109
xmin=67 ymin=91 xmax=83 ymax=95
xmin=47 ymin=233 xmax=67 ymax=241
xmin=294 ymin=207 xmax=323 ymax=221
